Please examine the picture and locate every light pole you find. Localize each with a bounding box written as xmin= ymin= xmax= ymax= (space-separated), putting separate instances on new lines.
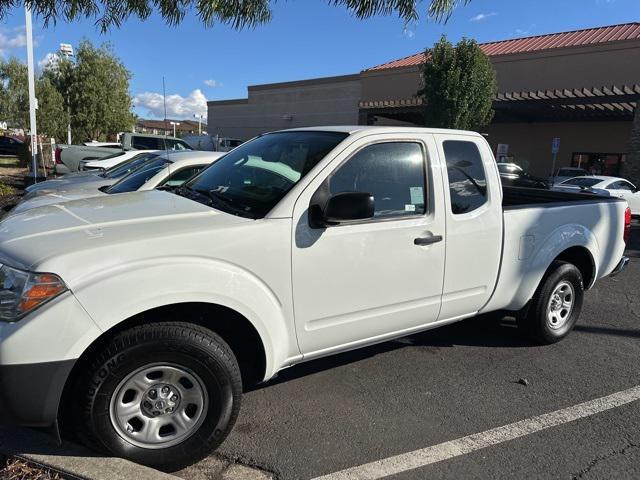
xmin=24 ymin=6 xmax=38 ymax=182
xmin=193 ymin=114 xmax=204 ymax=135
xmin=59 ymin=43 xmax=74 ymax=144
xmin=169 ymin=121 xmax=180 ymax=137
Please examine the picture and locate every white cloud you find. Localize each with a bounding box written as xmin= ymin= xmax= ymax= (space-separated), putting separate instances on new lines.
xmin=133 ymin=89 xmax=208 ymax=119
xmin=0 ymin=31 xmax=27 ymax=57
xmin=38 ymin=52 xmax=60 ymax=71
xmin=469 ymin=12 xmax=497 ymax=22
xmin=203 ymin=79 xmax=222 ymax=87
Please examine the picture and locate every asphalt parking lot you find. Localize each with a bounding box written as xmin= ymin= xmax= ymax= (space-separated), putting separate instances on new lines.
xmin=180 ymin=221 xmax=640 ymax=480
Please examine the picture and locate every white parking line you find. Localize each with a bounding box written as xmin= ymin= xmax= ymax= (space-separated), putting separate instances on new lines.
xmin=313 ymin=385 xmax=640 ymax=480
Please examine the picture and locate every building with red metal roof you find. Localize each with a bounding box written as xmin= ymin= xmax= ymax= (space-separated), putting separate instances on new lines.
xmin=208 ymin=23 xmax=640 ymax=183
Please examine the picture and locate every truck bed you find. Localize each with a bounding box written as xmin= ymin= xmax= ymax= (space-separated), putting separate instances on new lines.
xmin=502 ymin=186 xmax=622 ymax=209
xmin=480 ymin=186 xmax=627 ymax=315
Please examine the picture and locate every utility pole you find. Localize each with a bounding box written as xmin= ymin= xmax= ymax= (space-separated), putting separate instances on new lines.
xmin=193 ymin=114 xmax=204 ymax=135
xmin=170 ymin=121 xmax=180 ymax=137
xmin=59 ymin=43 xmax=74 ymax=144
xmin=25 ymin=6 xmax=38 ymax=182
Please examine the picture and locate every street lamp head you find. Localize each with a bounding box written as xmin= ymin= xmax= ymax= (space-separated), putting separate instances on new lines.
xmin=59 ymin=43 xmax=74 ymax=56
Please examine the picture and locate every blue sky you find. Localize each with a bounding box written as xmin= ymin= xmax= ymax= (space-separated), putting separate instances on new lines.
xmin=0 ymin=0 xmax=638 ymax=120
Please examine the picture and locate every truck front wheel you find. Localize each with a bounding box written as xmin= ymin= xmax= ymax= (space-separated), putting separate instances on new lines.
xmin=518 ymin=261 xmax=584 ymax=344
xmin=76 ymin=322 xmax=242 ymax=472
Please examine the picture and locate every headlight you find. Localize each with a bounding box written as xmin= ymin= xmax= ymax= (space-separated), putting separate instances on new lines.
xmin=0 ymin=265 xmax=67 ymax=322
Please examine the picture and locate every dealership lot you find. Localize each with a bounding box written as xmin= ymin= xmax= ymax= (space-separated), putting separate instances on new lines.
xmin=180 ymin=224 xmax=640 ymax=480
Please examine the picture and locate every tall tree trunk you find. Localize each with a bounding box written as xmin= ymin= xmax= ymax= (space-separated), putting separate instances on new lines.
xmin=627 ymin=105 xmax=640 ymax=187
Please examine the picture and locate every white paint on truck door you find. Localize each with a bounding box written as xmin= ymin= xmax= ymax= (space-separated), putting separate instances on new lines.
xmin=291 ymin=134 xmax=446 ymax=357
xmin=435 ymin=134 xmax=503 ymax=320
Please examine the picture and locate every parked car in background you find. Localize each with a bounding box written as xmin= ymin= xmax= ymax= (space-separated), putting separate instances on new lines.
xmin=552 ymin=175 xmax=640 ymax=215
xmin=26 ymin=152 xmax=162 ymax=195
xmin=0 ymin=126 xmax=629 ymax=471
xmin=78 ymin=149 xmax=158 ymax=172
xmin=0 ymin=136 xmax=24 ymax=156
xmin=497 ymin=162 xmax=548 ymax=188
xmin=55 ymin=133 xmax=193 ymax=174
xmin=549 ymin=167 xmax=589 ymax=185
xmin=11 ymin=151 xmax=224 ymax=215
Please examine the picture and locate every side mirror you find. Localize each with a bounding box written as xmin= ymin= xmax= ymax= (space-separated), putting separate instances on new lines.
xmin=309 ymin=191 xmax=374 ymax=227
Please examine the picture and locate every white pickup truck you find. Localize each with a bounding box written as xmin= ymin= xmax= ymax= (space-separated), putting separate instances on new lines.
xmin=0 ymin=127 xmax=630 ymax=471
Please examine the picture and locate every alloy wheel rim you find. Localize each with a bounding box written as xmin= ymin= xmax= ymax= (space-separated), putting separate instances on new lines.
xmin=109 ymin=363 xmax=208 ymax=449
xmin=546 ymin=280 xmax=574 ymax=330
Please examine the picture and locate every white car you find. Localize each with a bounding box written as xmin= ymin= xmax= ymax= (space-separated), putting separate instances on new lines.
xmin=0 ymin=127 xmax=629 ymax=471
xmin=78 ymin=149 xmax=158 ymax=172
xmin=549 ymin=167 xmax=589 ymax=185
xmin=552 ymin=175 xmax=640 ymax=215
xmin=25 ymin=151 xmax=162 ymax=195
xmin=12 ymin=151 xmax=225 ymax=215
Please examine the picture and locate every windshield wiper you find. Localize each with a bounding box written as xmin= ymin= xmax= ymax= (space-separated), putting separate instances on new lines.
xmin=195 ymin=188 xmax=256 ymax=218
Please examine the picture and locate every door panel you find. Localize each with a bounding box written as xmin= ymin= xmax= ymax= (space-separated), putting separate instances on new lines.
xmin=436 ymin=135 xmax=503 ymax=320
xmin=291 ymin=135 xmax=446 ymax=356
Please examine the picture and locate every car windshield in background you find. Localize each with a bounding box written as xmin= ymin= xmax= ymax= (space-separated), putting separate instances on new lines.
xmin=106 ymin=158 xmax=171 ymax=194
xmin=102 ymin=153 xmax=160 ymax=179
xmin=561 ymin=177 xmax=601 ymax=187
xmin=182 ymin=131 xmax=349 ymax=218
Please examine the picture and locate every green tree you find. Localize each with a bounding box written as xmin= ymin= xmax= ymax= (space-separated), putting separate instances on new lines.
xmin=61 ymin=41 xmax=135 ymax=141
xmin=0 ymin=57 xmax=69 ymax=139
xmin=1 ymin=0 xmax=470 ymax=31
xmin=0 ymin=58 xmax=29 ymax=130
xmin=418 ymin=36 xmax=496 ymax=130
xmin=36 ymin=76 xmax=68 ymax=140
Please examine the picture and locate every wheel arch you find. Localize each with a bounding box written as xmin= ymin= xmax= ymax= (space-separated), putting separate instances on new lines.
xmin=58 ymin=301 xmax=269 ymax=432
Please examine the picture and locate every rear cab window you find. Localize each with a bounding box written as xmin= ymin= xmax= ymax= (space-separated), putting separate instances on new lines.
xmin=443 ymin=140 xmax=487 ymax=214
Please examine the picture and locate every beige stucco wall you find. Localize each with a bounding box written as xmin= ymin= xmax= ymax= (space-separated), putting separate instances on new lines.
xmin=207 ymin=75 xmax=361 ymax=140
xmin=483 ymin=121 xmax=633 ymax=177
xmin=360 ymin=40 xmax=640 ymax=103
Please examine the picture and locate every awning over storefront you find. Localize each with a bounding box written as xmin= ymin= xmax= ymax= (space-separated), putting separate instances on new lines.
xmin=493 ymin=84 xmax=640 ymax=122
xmin=358 ymin=84 xmax=640 ymax=125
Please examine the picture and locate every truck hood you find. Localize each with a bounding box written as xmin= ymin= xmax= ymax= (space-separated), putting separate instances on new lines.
xmin=0 ymin=190 xmax=248 ymax=270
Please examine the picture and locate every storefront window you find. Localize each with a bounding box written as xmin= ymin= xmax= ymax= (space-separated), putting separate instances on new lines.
xmin=571 ymin=153 xmax=624 ymax=176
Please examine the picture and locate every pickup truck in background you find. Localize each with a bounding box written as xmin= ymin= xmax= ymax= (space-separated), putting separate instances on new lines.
xmin=55 ymin=132 xmax=193 ymax=174
xmin=0 ymin=126 xmax=630 ymax=471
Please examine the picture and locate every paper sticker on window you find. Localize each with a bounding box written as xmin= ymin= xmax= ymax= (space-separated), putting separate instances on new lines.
xmin=405 ymin=204 xmax=416 ymax=212
xmin=410 ymin=186 xmax=423 ymax=205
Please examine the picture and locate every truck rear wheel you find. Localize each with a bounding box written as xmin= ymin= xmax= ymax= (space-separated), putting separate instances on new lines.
xmin=518 ymin=261 xmax=584 ymax=344
xmin=76 ymin=322 xmax=242 ymax=472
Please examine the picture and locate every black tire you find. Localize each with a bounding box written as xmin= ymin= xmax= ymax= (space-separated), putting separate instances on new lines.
xmin=75 ymin=322 xmax=242 ymax=472
xmin=518 ymin=261 xmax=584 ymax=344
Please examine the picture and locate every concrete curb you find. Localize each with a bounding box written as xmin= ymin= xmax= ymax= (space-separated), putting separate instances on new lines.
xmin=0 ymin=427 xmax=273 ymax=480
xmin=0 ymin=427 xmax=178 ymax=480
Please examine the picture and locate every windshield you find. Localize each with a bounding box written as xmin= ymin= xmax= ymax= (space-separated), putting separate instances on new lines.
xmin=106 ymin=158 xmax=171 ymax=194
xmin=561 ymin=177 xmax=601 ymax=187
xmin=182 ymin=131 xmax=348 ymax=218
xmin=103 ymin=153 xmax=160 ymax=179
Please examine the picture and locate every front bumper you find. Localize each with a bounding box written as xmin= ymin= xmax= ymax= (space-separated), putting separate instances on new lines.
xmin=609 ymin=256 xmax=630 ymax=277
xmin=0 ymin=292 xmax=102 ymax=427
xmin=0 ymin=360 xmax=75 ymax=426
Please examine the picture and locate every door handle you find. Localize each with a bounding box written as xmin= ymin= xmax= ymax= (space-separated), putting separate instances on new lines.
xmin=414 ymin=234 xmax=443 ymax=246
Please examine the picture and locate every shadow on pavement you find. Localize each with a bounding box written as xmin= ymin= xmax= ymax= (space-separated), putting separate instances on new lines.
xmin=575 ymin=324 xmax=640 ymax=339
xmin=254 ymin=312 xmax=531 ymax=390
